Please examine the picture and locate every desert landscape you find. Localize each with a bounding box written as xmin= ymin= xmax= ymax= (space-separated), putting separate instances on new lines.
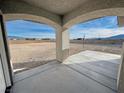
xmin=8 ymin=39 xmax=123 ymax=73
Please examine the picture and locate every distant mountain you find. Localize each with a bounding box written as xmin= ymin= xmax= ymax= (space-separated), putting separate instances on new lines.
xmin=8 ymin=36 xmax=52 ymax=40
xmin=105 ymin=34 xmax=124 ymax=40
xmin=82 ymin=34 xmax=124 ymax=40
xmin=8 ymin=36 xmax=24 ymax=39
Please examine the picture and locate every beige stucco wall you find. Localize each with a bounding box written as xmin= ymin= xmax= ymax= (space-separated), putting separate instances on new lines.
xmin=1 ymin=0 xmax=124 ymax=29
xmin=0 ymin=0 xmax=62 ymax=30
xmin=63 ymin=0 xmax=124 ymax=28
xmin=118 ymin=16 xmax=124 ymax=27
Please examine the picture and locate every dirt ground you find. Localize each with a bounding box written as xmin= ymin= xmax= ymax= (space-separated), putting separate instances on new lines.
xmin=8 ymin=40 xmax=122 ymax=73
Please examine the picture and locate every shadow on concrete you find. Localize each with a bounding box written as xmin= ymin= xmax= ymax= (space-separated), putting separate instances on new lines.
xmin=13 ymin=59 xmax=56 ymax=74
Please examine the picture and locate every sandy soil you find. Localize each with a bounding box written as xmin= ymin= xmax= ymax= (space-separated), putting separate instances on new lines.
xmin=69 ymin=43 xmax=121 ymax=55
xmin=8 ymin=41 xmax=122 ymax=73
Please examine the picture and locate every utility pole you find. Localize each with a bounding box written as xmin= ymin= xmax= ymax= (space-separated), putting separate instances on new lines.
xmin=98 ymin=33 xmax=101 ymax=40
xmin=83 ymin=34 xmax=85 ymax=48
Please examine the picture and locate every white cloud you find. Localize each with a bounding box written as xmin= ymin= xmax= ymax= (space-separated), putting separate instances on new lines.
xmin=70 ymin=27 xmax=124 ymax=39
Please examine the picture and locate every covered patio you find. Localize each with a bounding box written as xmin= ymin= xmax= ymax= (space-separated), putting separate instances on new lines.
xmin=11 ymin=51 xmax=120 ymax=93
xmin=0 ymin=0 xmax=124 ymax=93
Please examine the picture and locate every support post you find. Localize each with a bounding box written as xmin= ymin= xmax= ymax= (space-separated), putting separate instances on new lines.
xmin=117 ymin=16 xmax=124 ymax=27
xmin=118 ymin=43 xmax=124 ymax=93
xmin=117 ymin=16 xmax=124 ymax=93
xmin=56 ymin=28 xmax=69 ymax=62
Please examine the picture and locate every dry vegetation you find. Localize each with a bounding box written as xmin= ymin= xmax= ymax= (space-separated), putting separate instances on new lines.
xmin=8 ymin=40 xmax=122 ymax=73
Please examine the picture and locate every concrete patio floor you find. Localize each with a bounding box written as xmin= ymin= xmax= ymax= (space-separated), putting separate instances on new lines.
xmin=11 ymin=50 xmax=121 ymax=93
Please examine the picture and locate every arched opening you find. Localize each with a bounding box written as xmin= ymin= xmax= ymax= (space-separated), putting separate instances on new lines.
xmin=64 ymin=8 xmax=124 ymax=28
xmin=64 ymin=16 xmax=123 ymax=91
xmin=68 ymin=16 xmax=123 ymax=56
xmin=5 ymin=20 xmax=57 ymax=74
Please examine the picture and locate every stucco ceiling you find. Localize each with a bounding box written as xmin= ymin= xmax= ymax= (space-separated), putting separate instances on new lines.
xmin=21 ymin=0 xmax=88 ymax=15
xmin=1 ymin=0 xmax=123 ymax=27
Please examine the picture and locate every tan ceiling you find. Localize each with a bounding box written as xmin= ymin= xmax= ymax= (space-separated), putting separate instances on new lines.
xmin=21 ymin=0 xmax=88 ymax=15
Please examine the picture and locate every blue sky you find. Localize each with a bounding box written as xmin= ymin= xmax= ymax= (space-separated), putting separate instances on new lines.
xmin=6 ymin=16 xmax=124 ymax=39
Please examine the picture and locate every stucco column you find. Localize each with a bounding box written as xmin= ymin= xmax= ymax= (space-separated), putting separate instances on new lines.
xmin=117 ymin=16 xmax=124 ymax=93
xmin=118 ymin=43 xmax=124 ymax=93
xmin=117 ymin=16 xmax=124 ymax=27
xmin=56 ymin=28 xmax=69 ymax=62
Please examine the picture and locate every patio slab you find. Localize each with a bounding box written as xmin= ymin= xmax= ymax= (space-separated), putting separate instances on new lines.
xmin=11 ymin=51 xmax=121 ymax=93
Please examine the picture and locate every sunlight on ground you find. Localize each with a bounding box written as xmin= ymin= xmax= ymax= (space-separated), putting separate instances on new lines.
xmin=64 ymin=50 xmax=121 ymax=65
xmin=13 ymin=68 xmax=27 ymax=73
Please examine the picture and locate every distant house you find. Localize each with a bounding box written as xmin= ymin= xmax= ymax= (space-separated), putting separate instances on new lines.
xmin=25 ymin=38 xmax=36 ymax=40
xmin=76 ymin=38 xmax=83 ymax=40
xmin=42 ymin=38 xmax=51 ymax=40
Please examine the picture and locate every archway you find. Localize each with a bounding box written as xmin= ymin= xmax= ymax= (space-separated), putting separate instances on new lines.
xmin=68 ymin=16 xmax=124 ymax=56
xmin=6 ymin=19 xmax=57 ymax=73
xmin=63 ymin=16 xmax=124 ymax=92
xmin=64 ymin=8 xmax=124 ymax=28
